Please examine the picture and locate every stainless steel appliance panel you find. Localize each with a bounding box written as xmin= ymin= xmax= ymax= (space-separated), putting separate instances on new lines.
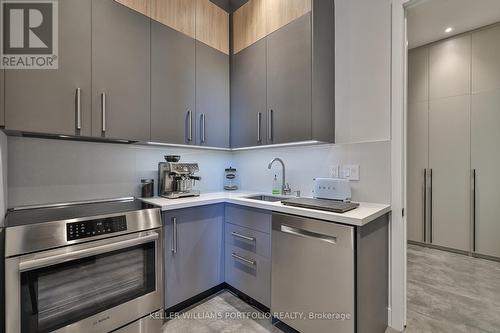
xmin=5 ymin=229 xmax=163 ymax=333
xmin=271 ymin=213 xmax=355 ymax=333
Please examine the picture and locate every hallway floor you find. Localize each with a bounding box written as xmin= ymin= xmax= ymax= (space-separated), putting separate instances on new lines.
xmin=400 ymin=244 xmax=500 ymax=333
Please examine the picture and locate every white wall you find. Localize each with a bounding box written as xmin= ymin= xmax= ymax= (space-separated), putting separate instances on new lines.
xmin=231 ymin=141 xmax=391 ymax=203
xmin=7 ymin=137 xmax=231 ymax=207
xmin=335 ymin=0 xmax=392 ymax=143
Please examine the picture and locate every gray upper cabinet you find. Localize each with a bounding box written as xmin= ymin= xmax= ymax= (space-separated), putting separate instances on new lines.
xmin=163 ymin=205 xmax=224 ymax=309
xmin=151 ymin=21 xmax=196 ymax=145
xmin=4 ymin=0 xmax=91 ymax=136
xmin=266 ymin=13 xmax=312 ymax=144
xmin=231 ymin=39 xmax=267 ymax=148
xmin=195 ymin=41 xmax=230 ymax=148
xmin=0 ymin=69 xmax=4 ymax=127
xmin=91 ymin=0 xmax=150 ymax=141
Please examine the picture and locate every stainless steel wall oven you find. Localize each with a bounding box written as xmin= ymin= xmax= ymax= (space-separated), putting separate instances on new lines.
xmin=4 ymin=198 xmax=163 ymax=333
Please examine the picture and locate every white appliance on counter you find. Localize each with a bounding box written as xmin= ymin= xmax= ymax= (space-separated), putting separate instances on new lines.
xmin=313 ymin=178 xmax=352 ymax=202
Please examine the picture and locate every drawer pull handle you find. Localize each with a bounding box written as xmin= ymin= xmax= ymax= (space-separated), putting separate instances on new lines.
xmin=231 ymin=232 xmax=255 ymax=242
xmin=232 ymin=253 xmax=256 ymax=266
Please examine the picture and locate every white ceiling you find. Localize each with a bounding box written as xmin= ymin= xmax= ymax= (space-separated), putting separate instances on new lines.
xmin=407 ymin=0 xmax=500 ymax=49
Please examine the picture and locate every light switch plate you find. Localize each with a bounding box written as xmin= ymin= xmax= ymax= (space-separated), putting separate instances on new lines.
xmin=342 ymin=164 xmax=360 ymax=181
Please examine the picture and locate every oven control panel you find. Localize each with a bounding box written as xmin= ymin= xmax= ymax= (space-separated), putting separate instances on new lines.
xmin=67 ymin=216 xmax=127 ymax=241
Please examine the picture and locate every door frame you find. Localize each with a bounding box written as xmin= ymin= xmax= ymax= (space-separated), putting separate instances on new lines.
xmin=390 ymin=0 xmax=412 ymax=330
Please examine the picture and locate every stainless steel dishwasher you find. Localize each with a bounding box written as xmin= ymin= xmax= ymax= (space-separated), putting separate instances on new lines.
xmin=271 ymin=213 xmax=355 ymax=333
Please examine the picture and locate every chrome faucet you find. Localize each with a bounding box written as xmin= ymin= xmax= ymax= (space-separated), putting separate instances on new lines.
xmin=268 ymin=157 xmax=292 ymax=195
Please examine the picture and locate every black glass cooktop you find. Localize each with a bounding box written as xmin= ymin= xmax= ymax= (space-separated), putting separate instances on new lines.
xmin=5 ymin=198 xmax=152 ymax=227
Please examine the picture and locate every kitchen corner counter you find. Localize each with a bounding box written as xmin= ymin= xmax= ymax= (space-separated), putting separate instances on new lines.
xmin=140 ymin=192 xmax=391 ymax=227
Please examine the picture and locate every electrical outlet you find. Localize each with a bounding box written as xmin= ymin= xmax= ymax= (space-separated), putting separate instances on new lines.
xmin=342 ymin=164 xmax=360 ymax=181
xmin=330 ymin=165 xmax=340 ymax=178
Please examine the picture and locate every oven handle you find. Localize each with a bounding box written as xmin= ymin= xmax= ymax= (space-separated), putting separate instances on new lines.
xmin=19 ymin=233 xmax=159 ymax=272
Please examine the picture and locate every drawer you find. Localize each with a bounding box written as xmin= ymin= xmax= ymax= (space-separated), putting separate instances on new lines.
xmin=225 ymin=223 xmax=271 ymax=258
xmin=225 ymin=204 xmax=271 ymax=234
xmin=225 ymin=244 xmax=271 ymax=307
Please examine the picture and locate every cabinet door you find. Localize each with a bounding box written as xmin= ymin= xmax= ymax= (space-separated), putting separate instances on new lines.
xmin=266 ymin=0 xmax=311 ymax=35
xmin=0 ymin=69 xmax=4 ymax=127
xmin=472 ymin=25 xmax=500 ymax=94
xmin=92 ymin=0 xmax=150 ymax=141
xmin=231 ymin=39 xmax=267 ymax=148
xmin=151 ymin=21 xmax=195 ymax=144
xmin=471 ymin=91 xmax=500 ymax=258
xmin=163 ymin=205 xmax=224 ymax=309
xmin=407 ymin=48 xmax=429 ymax=243
xmin=195 ymin=41 xmax=230 ymax=148
xmin=267 ymin=13 xmax=311 ymax=144
xmin=5 ymin=0 xmax=91 ymax=136
xmin=429 ymin=95 xmax=470 ymax=251
xmin=114 ymin=0 xmax=150 ymax=17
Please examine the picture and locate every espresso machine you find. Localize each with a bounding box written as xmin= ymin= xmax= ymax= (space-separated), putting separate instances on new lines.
xmin=158 ymin=155 xmax=201 ymax=199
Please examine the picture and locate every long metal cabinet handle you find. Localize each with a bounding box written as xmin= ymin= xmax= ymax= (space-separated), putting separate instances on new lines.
xmin=101 ymin=93 xmax=106 ymax=133
xmin=268 ymin=109 xmax=273 ymax=141
xmin=257 ymin=112 xmax=262 ymax=143
xmin=423 ymin=168 xmax=427 ymax=243
xmin=19 ymin=233 xmax=158 ymax=271
xmin=172 ymin=217 xmax=178 ymax=254
xmin=280 ymin=225 xmax=337 ymax=244
xmin=232 ymin=253 xmax=256 ymax=266
xmin=187 ymin=110 xmax=193 ymax=142
xmin=231 ymin=232 xmax=255 ymax=242
xmin=429 ymin=168 xmax=433 ymax=243
xmin=201 ymin=113 xmax=206 ymax=143
xmin=473 ymin=169 xmax=476 ymax=252
xmin=76 ymin=88 xmax=81 ymax=130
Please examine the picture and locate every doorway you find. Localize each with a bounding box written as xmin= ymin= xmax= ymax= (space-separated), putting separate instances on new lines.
xmin=405 ymin=0 xmax=500 ymax=331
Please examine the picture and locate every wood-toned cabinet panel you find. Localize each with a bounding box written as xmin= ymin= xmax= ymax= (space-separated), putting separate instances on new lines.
xmin=266 ymin=13 xmax=312 ymax=144
xmin=151 ymin=0 xmax=196 ymax=38
xmin=196 ymin=0 xmax=229 ymax=54
xmin=5 ymin=0 xmax=91 ymax=136
xmin=407 ymin=102 xmax=429 ymax=243
xmin=429 ymin=95 xmax=470 ymax=251
xmin=114 ymin=0 xmax=150 ymax=17
xmin=92 ymin=0 xmax=150 ymax=141
xmin=233 ymin=0 xmax=267 ymax=54
xmin=231 ymin=39 xmax=267 ymax=147
xmin=151 ymin=21 xmax=195 ymax=145
xmin=472 ymin=25 xmax=500 ymax=94
xmin=429 ymin=34 xmax=471 ymax=100
xmin=471 ymin=91 xmax=500 ymax=258
xmin=266 ymin=0 xmax=311 ymax=35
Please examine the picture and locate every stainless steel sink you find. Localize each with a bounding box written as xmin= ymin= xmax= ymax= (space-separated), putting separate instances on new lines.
xmin=244 ymin=195 xmax=287 ymax=202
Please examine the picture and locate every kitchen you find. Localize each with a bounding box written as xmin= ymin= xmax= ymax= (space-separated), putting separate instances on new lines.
xmin=0 ymin=0 xmax=496 ymax=332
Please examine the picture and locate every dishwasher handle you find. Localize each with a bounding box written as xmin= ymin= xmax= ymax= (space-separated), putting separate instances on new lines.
xmin=280 ymin=225 xmax=337 ymax=244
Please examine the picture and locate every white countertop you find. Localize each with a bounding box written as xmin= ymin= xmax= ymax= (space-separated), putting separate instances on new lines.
xmin=140 ymin=191 xmax=391 ymax=227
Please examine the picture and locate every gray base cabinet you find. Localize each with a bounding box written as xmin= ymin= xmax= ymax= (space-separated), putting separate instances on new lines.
xmin=5 ymin=0 xmax=91 ymax=136
xmin=224 ymin=205 xmax=271 ymax=307
xmin=196 ymin=41 xmax=230 ymax=148
xmin=91 ymin=0 xmax=150 ymax=141
xmin=151 ymin=21 xmax=195 ymax=145
xmin=231 ymin=39 xmax=268 ymax=148
xmin=163 ymin=205 xmax=224 ymax=309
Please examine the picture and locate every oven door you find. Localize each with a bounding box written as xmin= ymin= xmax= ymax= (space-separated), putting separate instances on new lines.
xmin=5 ymin=229 xmax=163 ymax=333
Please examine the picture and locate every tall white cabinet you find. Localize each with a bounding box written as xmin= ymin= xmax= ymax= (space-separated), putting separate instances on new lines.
xmin=408 ymin=24 xmax=500 ymax=257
